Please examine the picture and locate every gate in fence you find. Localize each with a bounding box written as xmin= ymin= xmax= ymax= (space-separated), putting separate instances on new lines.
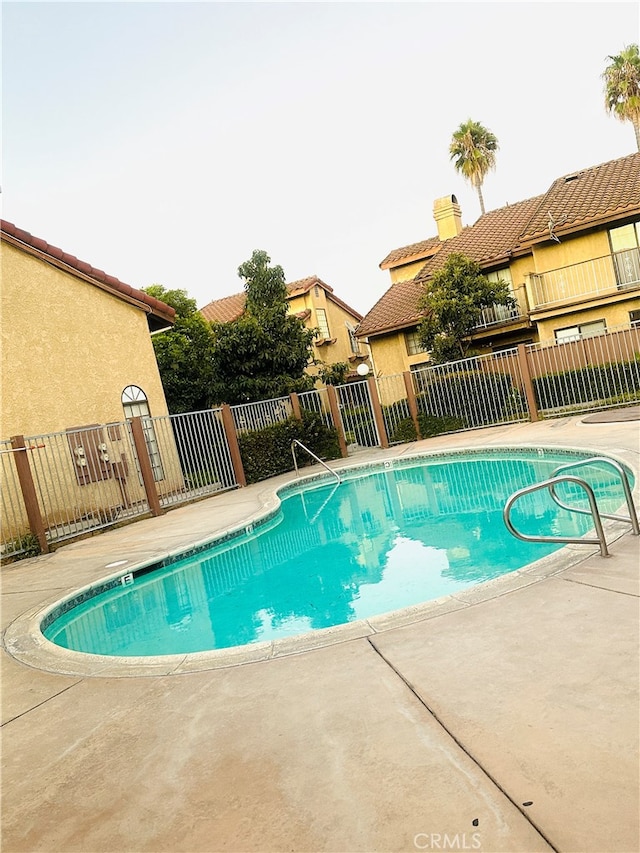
xmin=335 ymin=380 xmax=381 ymax=448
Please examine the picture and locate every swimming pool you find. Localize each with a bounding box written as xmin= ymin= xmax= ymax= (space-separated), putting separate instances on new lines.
xmin=42 ymin=448 xmax=633 ymax=658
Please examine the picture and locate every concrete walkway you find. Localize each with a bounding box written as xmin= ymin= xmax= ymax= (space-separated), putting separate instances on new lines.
xmin=1 ymin=415 xmax=639 ymax=852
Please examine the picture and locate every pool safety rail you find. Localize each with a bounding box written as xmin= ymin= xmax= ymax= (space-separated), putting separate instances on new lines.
xmin=504 ymin=457 xmax=639 ymax=558
xmin=291 ymin=440 xmax=342 ymax=484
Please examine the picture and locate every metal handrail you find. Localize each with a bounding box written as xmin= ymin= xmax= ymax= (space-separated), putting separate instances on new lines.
xmin=550 ymin=457 xmax=639 ymax=535
xmin=291 ymin=440 xmax=341 ymax=484
xmin=504 ymin=475 xmax=610 ymax=557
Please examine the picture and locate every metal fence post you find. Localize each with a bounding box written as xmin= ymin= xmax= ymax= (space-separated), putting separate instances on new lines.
xmin=403 ymin=371 xmax=422 ymax=440
xmin=130 ymin=417 xmax=163 ymax=516
xmin=517 ymin=344 xmax=540 ymax=422
xmin=289 ymin=393 xmax=302 ymax=422
xmin=220 ymin=404 xmax=247 ymax=487
xmin=10 ymin=435 xmax=49 ymax=554
xmin=325 ymin=385 xmax=349 ymax=458
xmin=367 ymin=376 xmax=389 ymax=449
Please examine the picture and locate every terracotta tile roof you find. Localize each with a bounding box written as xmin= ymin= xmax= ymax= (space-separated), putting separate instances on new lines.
xmin=379 ymin=236 xmax=442 ymax=269
xmin=199 ymin=275 xmax=362 ymax=324
xmin=356 ymin=277 xmax=426 ymax=337
xmin=287 ymin=275 xmax=334 ymax=296
xmin=199 ymin=292 xmax=247 ymax=323
xmin=415 ymin=195 xmax=543 ymax=281
xmin=519 ymin=152 xmax=640 ymax=244
xmin=359 ymin=196 xmax=542 ymax=338
xmin=361 ymin=153 xmax=640 ymax=340
xmin=1 ymin=220 xmax=175 ymax=329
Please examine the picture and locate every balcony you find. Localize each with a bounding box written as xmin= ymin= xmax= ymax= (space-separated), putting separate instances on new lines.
xmin=474 ymin=301 xmax=524 ymax=330
xmin=528 ymin=248 xmax=640 ymax=310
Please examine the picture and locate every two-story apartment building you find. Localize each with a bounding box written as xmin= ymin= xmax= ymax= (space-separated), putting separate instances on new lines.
xmin=358 ymin=153 xmax=640 ymax=374
xmin=200 ymin=275 xmax=371 ymax=380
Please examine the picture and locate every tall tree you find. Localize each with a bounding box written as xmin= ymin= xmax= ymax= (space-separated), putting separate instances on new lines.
xmin=209 ymin=250 xmax=316 ymax=404
xmin=417 ymin=253 xmax=514 ymax=363
xmin=449 ymin=119 xmax=499 ymax=216
xmin=143 ymin=285 xmax=216 ymax=414
xmin=603 ymin=43 xmax=640 ymax=151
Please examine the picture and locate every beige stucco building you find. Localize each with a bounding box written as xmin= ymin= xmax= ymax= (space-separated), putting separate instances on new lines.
xmin=200 ymin=275 xmax=371 ymax=381
xmin=1 ymin=221 xmax=175 ymax=438
xmin=358 ymin=153 xmax=640 ymax=375
xmin=1 ymin=221 xmax=179 ymax=544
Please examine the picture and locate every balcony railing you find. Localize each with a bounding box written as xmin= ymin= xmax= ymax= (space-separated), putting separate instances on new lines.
xmin=529 ymin=248 xmax=640 ymax=309
xmin=474 ymin=301 xmax=524 ymax=330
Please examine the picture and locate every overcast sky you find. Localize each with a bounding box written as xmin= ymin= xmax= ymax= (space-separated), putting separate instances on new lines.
xmin=3 ymin=2 xmax=638 ymax=317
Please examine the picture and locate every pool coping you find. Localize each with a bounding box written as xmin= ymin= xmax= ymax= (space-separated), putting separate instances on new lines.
xmin=3 ymin=442 xmax=637 ymax=678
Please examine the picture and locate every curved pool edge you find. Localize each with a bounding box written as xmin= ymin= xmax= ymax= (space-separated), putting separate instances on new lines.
xmin=3 ymin=442 xmax=638 ymax=679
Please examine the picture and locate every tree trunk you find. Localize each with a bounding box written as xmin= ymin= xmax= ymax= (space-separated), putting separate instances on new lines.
xmin=634 ymin=120 xmax=640 ymax=153
xmin=477 ymin=184 xmax=486 ymax=216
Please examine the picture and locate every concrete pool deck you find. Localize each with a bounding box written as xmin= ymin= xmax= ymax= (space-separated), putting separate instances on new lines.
xmin=1 ymin=414 xmax=639 ymax=852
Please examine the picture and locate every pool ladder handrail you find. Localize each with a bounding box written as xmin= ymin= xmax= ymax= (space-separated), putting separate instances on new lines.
xmin=291 ymin=439 xmax=342 ymax=484
xmin=504 ymin=475 xmax=611 ymax=558
xmin=504 ymin=458 xmax=638 ymax=558
xmin=549 ymin=456 xmax=639 ymax=535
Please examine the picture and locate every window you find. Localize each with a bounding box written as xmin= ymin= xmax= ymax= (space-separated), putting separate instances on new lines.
xmin=630 ymin=310 xmax=640 ymax=328
xmin=609 ymin=221 xmax=640 ymax=287
xmin=122 ymin=385 xmax=164 ymax=481
xmin=405 ymin=329 xmax=427 ymax=355
xmin=315 ymin=308 xmax=330 ymax=339
xmin=554 ymin=319 xmax=606 ymax=344
xmin=346 ymin=323 xmax=360 ymax=355
xmin=485 ymin=268 xmax=513 ymax=288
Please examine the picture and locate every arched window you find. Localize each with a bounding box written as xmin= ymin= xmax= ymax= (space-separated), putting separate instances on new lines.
xmin=122 ymin=386 xmax=164 ymax=481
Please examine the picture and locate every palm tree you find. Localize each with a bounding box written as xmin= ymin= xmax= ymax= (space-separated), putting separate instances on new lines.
xmin=603 ymin=44 xmax=640 ymax=151
xmin=449 ymin=119 xmax=498 ymax=216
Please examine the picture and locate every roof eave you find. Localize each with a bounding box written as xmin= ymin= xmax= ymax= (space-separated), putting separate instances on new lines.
xmin=517 ymin=204 xmax=640 ymax=250
xmin=357 ymin=317 xmax=422 ymax=339
xmin=2 ymin=228 xmax=175 ymax=328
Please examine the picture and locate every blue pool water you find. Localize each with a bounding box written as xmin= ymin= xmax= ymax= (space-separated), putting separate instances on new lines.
xmin=43 ymin=450 xmax=632 ymax=657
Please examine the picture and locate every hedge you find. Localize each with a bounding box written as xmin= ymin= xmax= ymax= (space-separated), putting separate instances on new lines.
xmin=388 ymin=413 xmax=465 ymax=444
xmin=416 ymin=370 xmax=520 ymax=426
xmin=238 ymin=410 xmax=341 ymax=484
xmin=532 ymin=358 xmax=640 ymax=411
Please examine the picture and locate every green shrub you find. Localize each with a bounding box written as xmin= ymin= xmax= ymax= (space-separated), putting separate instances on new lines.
xmin=381 ymin=399 xmax=411 ymax=442
xmin=238 ymin=411 xmax=340 ymax=484
xmin=338 ymin=403 xmax=378 ymax=446
xmin=533 ymin=359 xmax=640 ymax=411
xmin=185 ymin=468 xmax=220 ymax=490
xmin=389 ymin=416 xmax=417 ymax=444
xmin=1 ymin=531 xmax=41 ymax=564
xmin=389 ymin=413 xmax=465 ymax=444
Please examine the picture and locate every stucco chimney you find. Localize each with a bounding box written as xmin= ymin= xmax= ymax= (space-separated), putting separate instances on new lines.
xmin=433 ymin=195 xmax=463 ymax=241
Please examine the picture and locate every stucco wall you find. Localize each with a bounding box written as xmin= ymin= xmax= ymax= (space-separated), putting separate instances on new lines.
xmin=1 ymin=243 xmax=170 ymax=438
xmin=288 ymin=287 xmax=364 ymax=372
xmin=369 ymin=331 xmax=415 ymax=376
xmin=536 ymin=295 xmax=640 ymax=342
xmin=389 ymin=260 xmax=427 ymax=283
xmin=530 ymin=231 xmax=611 ymax=274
